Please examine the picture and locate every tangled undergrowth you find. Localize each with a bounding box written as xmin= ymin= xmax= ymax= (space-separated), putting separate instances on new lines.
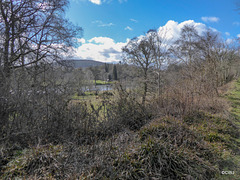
xmin=1 ymin=113 xmax=239 ymax=179
xmin=1 ymin=81 xmax=240 ymax=179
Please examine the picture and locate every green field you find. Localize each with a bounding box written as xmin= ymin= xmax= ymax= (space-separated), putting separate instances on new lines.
xmin=92 ymin=80 xmax=115 ymax=85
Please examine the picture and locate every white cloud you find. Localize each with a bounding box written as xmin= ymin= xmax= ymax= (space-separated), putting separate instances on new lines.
xmin=125 ymin=26 xmax=133 ymax=31
xmin=119 ymin=0 xmax=127 ymax=3
xmin=130 ymin=18 xmax=138 ymax=23
xmin=77 ymin=38 xmax=86 ymax=44
xmin=226 ymin=38 xmax=234 ymax=45
xmin=209 ymin=27 xmax=218 ymax=32
xmin=89 ymin=37 xmax=115 ymax=45
xmin=92 ymin=20 xmax=101 ymax=24
xmin=225 ymin=35 xmax=240 ymax=45
xmin=233 ymin=21 xmax=240 ymax=26
xmin=74 ymin=37 xmax=128 ymax=62
xmin=225 ymin=32 xmax=230 ymax=36
xmin=74 ymin=0 xmax=126 ymax=4
xmin=89 ymin=0 xmax=101 ymax=5
xmin=92 ymin=20 xmax=114 ymax=27
xmin=73 ymin=20 xmax=216 ymax=62
xmin=157 ymin=20 xmax=209 ymax=43
xmin=201 ymin=16 xmax=219 ymax=23
xmin=100 ymin=23 xmax=114 ymax=27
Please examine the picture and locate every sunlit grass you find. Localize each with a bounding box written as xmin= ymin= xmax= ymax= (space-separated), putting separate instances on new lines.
xmin=71 ymin=90 xmax=115 ymax=122
xmin=91 ymin=80 xmax=115 ymax=85
xmin=226 ymin=79 xmax=240 ymax=124
xmin=220 ymin=79 xmax=240 ymax=180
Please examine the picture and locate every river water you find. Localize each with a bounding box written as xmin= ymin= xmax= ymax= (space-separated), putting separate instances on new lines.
xmin=82 ymin=84 xmax=113 ymax=92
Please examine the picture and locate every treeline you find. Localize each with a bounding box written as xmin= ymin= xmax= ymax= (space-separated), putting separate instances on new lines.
xmin=122 ymin=26 xmax=240 ymax=106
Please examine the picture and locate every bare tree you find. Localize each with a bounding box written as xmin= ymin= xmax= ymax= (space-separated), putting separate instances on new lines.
xmin=196 ymin=30 xmax=240 ymax=94
xmin=122 ymin=33 xmax=157 ymax=104
xmin=147 ymin=29 xmax=169 ymax=97
xmin=89 ymin=66 xmax=100 ymax=86
xmin=0 ymin=0 xmax=82 ymax=144
xmin=122 ymin=29 xmax=170 ymax=103
xmin=0 ymin=0 xmax=82 ymax=82
xmin=171 ymin=25 xmax=200 ymax=69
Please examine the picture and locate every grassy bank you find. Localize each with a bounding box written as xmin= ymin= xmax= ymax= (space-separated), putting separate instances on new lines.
xmin=226 ymin=79 xmax=240 ymax=127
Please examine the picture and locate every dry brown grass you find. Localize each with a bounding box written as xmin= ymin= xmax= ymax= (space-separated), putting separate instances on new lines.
xmin=218 ymin=80 xmax=236 ymax=95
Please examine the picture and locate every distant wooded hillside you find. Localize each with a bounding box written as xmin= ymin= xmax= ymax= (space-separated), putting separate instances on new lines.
xmin=60 ymin=59 xmax=106 ymax=68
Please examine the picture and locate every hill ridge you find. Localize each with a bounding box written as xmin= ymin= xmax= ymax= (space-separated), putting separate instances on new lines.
xmin=60 ymin=59 xmax=106 ymax=68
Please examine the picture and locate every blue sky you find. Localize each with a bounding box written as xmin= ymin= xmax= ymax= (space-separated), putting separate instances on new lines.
xmin=66 ymin=0 xmax=240 ymax=62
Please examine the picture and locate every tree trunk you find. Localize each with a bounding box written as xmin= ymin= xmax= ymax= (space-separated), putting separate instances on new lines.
xmin=3 ymin=27 xmax=10 ymax=79
xmin=142 ymin=70 xmax=148 ymax=105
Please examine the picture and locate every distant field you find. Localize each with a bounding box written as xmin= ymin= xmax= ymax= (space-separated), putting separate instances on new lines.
xmin=71 ymin=90 xmax=115 ymax=121
xmin=92 ymin=80 xmax=114 ymax=85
